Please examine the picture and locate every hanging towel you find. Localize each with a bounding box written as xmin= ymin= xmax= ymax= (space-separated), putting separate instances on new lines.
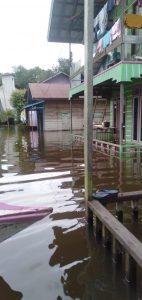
xmin=125 ymin=14 xmax=142 ymax=29
xmin=102 ymin=31 xmax=111 ymax=48
xmin=98 ymin=3 xmax=108 ymax=36
xmin=107 ymin=0 xmax=115 ymax=12
xmin=111 ymin=19 xmax=121 ymax=41
xmin=94 ymin=15 xmax=99 ymax=29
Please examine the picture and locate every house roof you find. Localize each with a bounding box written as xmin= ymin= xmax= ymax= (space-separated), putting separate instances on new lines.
xmin=28 ymin=82 xmax=70 ymax=100
xmin=42 ymin=72 xmax=69 ymax=83
xmin=47 ymin=0 xmax=106 ymax=44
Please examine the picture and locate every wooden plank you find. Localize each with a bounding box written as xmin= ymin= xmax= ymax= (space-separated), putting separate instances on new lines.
xmin=88 ymin=200 xmax=142 ymax=268
xmin=118 ymin=191 xmax=142 ymax=202
xmin=124 ymin=35 xmax=142 ymax=45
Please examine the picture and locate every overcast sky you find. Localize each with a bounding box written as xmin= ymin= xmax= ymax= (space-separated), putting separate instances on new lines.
xmin=0 ymin=0 xmax=84 ymax=73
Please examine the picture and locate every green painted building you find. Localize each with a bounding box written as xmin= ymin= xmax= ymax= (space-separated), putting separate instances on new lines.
xmin=48 ymin=0 xmax=142 ymax=150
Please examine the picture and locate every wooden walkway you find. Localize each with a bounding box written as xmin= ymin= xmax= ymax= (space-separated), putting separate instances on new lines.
xmin=87 ymin=191 xmax=142 ymax=283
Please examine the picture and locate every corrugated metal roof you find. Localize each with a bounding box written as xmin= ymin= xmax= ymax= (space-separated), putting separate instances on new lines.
xmin=47 ymin=0 xmax=106 ymax=44
xmin=69 ymin=62 xmax=142 ymax=97
xmin=28 ymin=82 xmax=70 ymax=100
xmin=47 ymin=0 xmax=84 ymax=43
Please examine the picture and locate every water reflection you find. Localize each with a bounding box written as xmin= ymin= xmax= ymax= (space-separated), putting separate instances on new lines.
xmin=0 ymin=128 xmax=142 ymax=299
xmin=1 ymin=127 xmax=142 ymax=193
xmin=0 ymin=276 xmax=23 ymax=299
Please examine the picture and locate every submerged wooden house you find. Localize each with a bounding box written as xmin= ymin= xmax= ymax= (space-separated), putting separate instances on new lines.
xmin=24 ymin=72 xmax=85 ymax=131
xmin=48 ymin=0 xmax=142 ymax=155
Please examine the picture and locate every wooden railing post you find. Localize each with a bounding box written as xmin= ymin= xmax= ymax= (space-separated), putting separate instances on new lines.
xmin=102 ymin=225 xmax=111 ymax=247
xmin=116 ymin=202 xmax=123 ymax=222
xmin=125 ymin=252 xmax=136 ymax=284
xmin=131 ymin=200 xmax=138 ymax=221
xmin=87 ymin=206 xmax=93 ymax=226
xmin=93 ymin=216 xmax=102 ymax=238
xmin=112 ymin=237 xmax=122 ymax=263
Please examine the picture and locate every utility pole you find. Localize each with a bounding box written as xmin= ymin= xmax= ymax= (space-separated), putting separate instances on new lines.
xmin=84 ymin=0 xmax=94 ymax=220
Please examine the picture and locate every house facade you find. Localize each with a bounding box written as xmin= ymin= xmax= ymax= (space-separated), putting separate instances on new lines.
xmin=25 ymin=72 xmax=84 ymax=131
xmin=48 ymin=0 xmax=142 ymax=154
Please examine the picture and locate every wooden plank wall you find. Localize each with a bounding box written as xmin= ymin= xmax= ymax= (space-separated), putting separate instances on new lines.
xmin=72 ymin=99 xmax=84 ymax=130
xmin=44 ymin=99 xmax=110 ymax=131
xmin=44 ymin=100 xmax=70 ymax=131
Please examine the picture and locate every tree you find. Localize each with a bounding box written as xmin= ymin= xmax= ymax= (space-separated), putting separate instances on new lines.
xmin=13 ymin=65 xmax=55 ymax=88
xmin=12 ymin=58 xmax=70 ymax=89
xmin=10 ymin=89 xmax=26 ymax=122
xmin=53 ymin=58 xmax=70 ymax=75
xmin=13 ymin=66 xmax=30 ymax=89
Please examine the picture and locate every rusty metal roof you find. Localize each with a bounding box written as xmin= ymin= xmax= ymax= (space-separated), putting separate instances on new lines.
xmin=47 ymin=0 xmax=106 ymax=44
xmin=28 ymin=82 xmax=70 ymax=100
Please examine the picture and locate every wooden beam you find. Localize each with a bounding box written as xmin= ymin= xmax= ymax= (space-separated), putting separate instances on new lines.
xmin=84 ymin=0 xmax=94 ymax=218
xmin=124 ymin=35 xmax=142 ymax=45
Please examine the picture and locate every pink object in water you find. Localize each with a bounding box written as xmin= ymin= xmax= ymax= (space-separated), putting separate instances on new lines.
xmin=0 ymin=202 xmax=53 ymax=223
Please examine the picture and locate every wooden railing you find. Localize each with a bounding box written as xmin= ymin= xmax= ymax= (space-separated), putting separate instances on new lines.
xmin=88 ymin=199 xmax=142 ymax=283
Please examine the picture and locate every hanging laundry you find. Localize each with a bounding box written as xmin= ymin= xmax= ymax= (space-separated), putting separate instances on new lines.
xmin=96 ymin=38 xmax=103 ymax=53
xmin=102 ymin=30 xmax=111 ymax=48
xmin=115 ymin=0 xmax=120 ymax=4
xmin=111 ymin=19 xmax=121 ymax=41
xmin=138 ymin=0 xmax=142 ymax=6
xmin=107 ymin=0 xmax=115 ymax=12
xmin=125 ymin=14 xmax=142 ymax=29
xmin=98 ymin=3 xmax=108 ymax=36
xmin=93 ymin=15 xmax=99 ymax=42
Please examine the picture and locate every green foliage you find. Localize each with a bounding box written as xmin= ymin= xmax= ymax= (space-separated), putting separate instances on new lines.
xmin=57 ymin=58 xmax=70 ymax=75
xmin=10 ymin=89 xmax=26 ymax=122
xmin=0 ymin=109 xmax=15 ymax=124
xmin=12 ymin=58 xmax=70 ymax=89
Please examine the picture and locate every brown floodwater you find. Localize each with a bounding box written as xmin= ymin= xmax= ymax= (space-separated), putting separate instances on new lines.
xmin=0 ymin=127 xmax=142 ymax=300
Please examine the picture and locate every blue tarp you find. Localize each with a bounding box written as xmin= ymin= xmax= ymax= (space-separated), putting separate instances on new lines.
xmin=23 ymin=100 xmax=44 ymax=110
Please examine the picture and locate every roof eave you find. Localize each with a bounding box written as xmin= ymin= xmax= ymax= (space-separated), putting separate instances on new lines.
xmin=47 ymin=0 xmax=84 ymax=44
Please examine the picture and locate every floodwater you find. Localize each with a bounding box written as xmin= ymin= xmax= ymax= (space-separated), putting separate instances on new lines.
xmin=0 ymin=127 xmax=142 ymax=300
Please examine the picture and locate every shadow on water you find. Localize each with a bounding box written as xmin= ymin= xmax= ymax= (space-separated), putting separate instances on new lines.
xmin=0 ymin=128 xmax=142 ymax=299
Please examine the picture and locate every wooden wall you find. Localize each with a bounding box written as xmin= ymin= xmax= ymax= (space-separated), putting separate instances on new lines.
xmin=43 ymin=98 xmax=110 ymax=131
xmin=71 ymin=99 xmax=84 ymax=130
xmin=44 ymin=100 xmax=70 ymax=131
xmin=44 ymin=99 xmax=84 ymax=131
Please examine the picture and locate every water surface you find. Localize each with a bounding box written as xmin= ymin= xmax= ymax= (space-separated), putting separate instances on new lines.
xmin=0 ymin=127 xmax=142 ymax=300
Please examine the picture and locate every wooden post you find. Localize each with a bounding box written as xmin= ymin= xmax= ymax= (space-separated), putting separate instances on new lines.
xmin=87 ymin=207 xmax=93 ymax=226
xmin=125 ymin=252 xmax=136 ymax=283
xmin=131 ymin=200 xmax=138 ymax=220
xmin=102 ymin=225 xmax=111 ymax=247
xmin=119 ymin=83 xmax=124 ymax=155
xmin=93 ymin=216 xmax=102 ymax=238
xmin=84 ymin=0 xmax=94 ymax=221
xmin=70 ymin=99 xmax=73 ymax=133
xmin=119 ymin=0 xmax=126 ymax=155
xmin=116 ymin=202 xmax=123 ymax=222
xmin=69 ymin=43 xmax=73 ymax=133
xmin=112 ymin=237 xmax=122 ymax=263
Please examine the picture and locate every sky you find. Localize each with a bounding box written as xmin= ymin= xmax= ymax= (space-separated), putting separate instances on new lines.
xmin=0 ymin=0 xmax=84 ymax=73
